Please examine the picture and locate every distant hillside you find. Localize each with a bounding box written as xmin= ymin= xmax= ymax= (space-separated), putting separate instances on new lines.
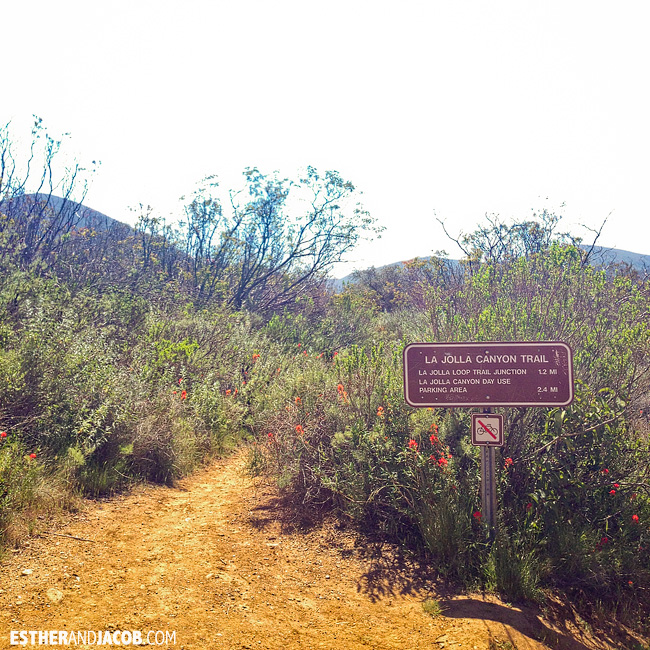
xmin=0 ymin=192 xmax=137 ymax=272
xmin=331 ymin=258 xmax=453 ymax=292
xmin=332 ymin=245 xmax=650 ymax=291
xmin=0 ymin=192 xmax=132 ymax=235
xmin=582 ymin=244 xmax=650 ymax=269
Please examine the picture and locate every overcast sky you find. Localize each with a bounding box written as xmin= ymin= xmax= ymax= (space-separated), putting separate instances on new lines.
xmin=2 ymin=1 xmax=649 ymax=276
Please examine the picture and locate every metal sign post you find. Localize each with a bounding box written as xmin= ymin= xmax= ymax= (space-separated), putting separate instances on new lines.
xmin=480 ymin=445 xmax=497 ymax=539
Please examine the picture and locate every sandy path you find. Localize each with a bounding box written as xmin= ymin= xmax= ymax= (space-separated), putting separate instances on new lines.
xmin=0 ymin=450 xmax=626 ymax=649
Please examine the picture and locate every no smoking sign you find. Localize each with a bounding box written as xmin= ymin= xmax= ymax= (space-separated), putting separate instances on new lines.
xmin=471 ymin=414 xmax=504 ymax=446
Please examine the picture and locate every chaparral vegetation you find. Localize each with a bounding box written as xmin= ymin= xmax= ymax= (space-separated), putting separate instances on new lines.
xmin=1 ymin=119 xmax=649 ymax=632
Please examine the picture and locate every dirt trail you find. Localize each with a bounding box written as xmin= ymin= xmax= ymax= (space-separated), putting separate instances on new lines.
xmin=0 ymin=451 xmax=635 ymax=649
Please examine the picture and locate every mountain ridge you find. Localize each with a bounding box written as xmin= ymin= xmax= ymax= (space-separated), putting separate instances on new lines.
xmin=0 ymin=192 xmax=132 ymax=234
xmin=332 ymin=245 xmax=650 ymax=290
xmin=4 ymin=194 xmax=648 ymax=288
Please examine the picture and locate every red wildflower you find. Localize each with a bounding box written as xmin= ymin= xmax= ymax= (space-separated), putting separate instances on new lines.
xmin=295 ymin=396 xmax=302 ymax=405
xmin=337 ymin=383 xmax=344 ymax=394
xmin=601 ymin=537 xmax=608 ymax=544
xmin=267 ymin=432 xmax=274 ymax=441
xmin=613 ymin=483 xmax=620 ymax=488
xmin=29 ymin=453 xmax=36 ymax=459
xmin=181 ymin=390 xmax=187 ymax=400
xmin=609 ymin=489 xmax=616 ymax=495
xmin=632 ymin=514 xmax=639 ymax=523
xmin=408 ymin=439 xmax=418 ymax=450
xmin=504 ymin=457 xmax=513 ymax=467
xmin=295 ymin=425 xmax=304 ymax=435
xmin=438 ymin=457 xmax=448 ymax=467
xmin=473 ymin=511 xmax=482 ymax=520
xmin=429 ymin=433 xmax=439 ymax=444
xmin=0 ymin=431 xmax=6 ymax=438
xmin=629 ymin=580 xmax=634 ymax=586
xmin=179 ymin=377 xmax=183 ymax=384
xmin=297 ymin=343 xmax=301 ymax=347
xmin=252 ymin=353 xmax=260 ymax=361
xmin=526 ymin=503 xmax=533 ymax=510
xmin=172 ymin=390 xmax=177 ymax=394
xmin=602 ymin=468 xmax=609 ymax=474
xmin=226 ymin=389 xmax=231 ymax=395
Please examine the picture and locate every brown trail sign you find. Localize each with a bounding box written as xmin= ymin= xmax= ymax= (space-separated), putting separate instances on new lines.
xmin=403 ymin=341 xmax=573 ymax=408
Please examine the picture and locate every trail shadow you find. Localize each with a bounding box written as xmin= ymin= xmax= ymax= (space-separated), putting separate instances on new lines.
xmin=245 ymin=491 xmax=332 ymax=534
xmin=246 ymin=490 xmax=439 ymax=601
xmin=330 ymin=532 xmax=639 ymax=649
xmin=440 ymin=597 xmax=594 ymax=650
xmin=442 ymin=596 xmax=645 ymax=650
xmin=351 ymin=537 xmax=439 ymax=603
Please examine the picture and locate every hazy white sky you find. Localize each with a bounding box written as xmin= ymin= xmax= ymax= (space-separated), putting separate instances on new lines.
xmin=2 ymin=1 xmax=649 ymax=275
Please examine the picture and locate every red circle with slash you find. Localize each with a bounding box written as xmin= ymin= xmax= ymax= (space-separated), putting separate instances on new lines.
xmin=471 ymin=414 xmax=504 ymax=446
